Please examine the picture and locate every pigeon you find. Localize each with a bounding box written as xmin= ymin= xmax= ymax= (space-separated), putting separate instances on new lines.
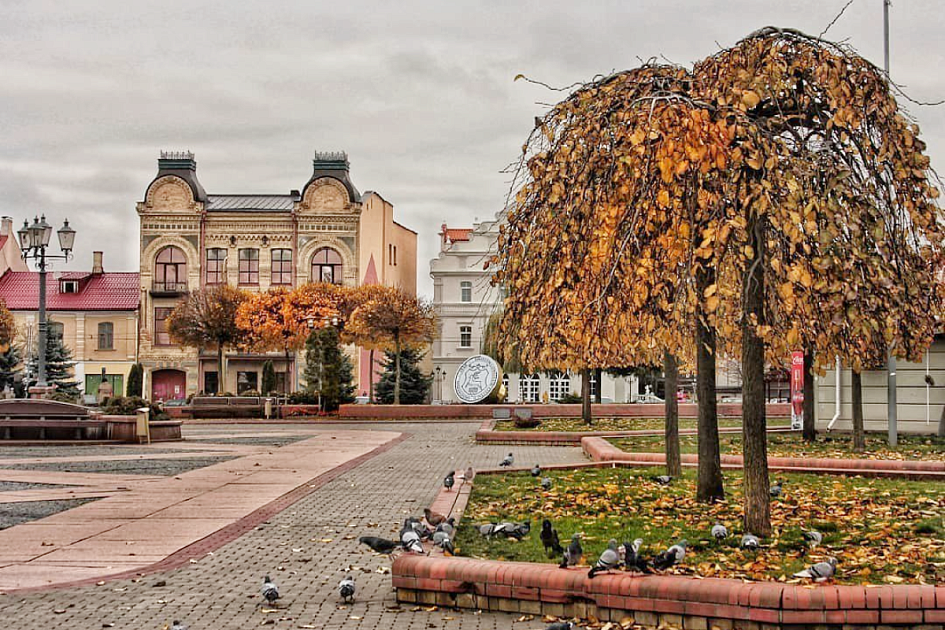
xmin=588 ymin=539 xmax=622 ymax=578
xmin=261 ymin=575 xmax=280 ymax=605
xmin=541 ymin=477 xmax=552 ymax=491
xmin=559 ymin=534 xmax=583 ymax=568
xmin=623 ymin=538 xmax=647 ymax=572
xmin=545 ymin=622 xmax=575 ymax=630
xmin=359 ymin=536 xmax=399 ymax=555
xmin=741 ymin=533 xmax=760 ymax=550
xmin=494 ymin=521 xmax=529 ymax=540
xmin=424 ymin=508 xmax=447 ymax=527
xmin=540 ymin=519 xmax=563 ymax=557
xmin=652 ymin=540 xmax=687 ymax=570
xmin=711 ymin=523 xmax=729 ymax=541
xmin=802 ymin=530 xmax=823 ymax=548
xmin=170 ymin=621 xmax=187 ymax=630
xmin=432 ymin=530 xmax=455 ymax=554
xmin=404 ymin=517 xmax=431 ymax=540
xmin=463 ymin=466 xmax=475 ymax=482
xmin=435 ymin=518 xmax=456 ymax=537
xmin=444 ymin=471 xmax=455 ymax=491
xmin=401 ymin=528 xmax=424 ymax=554
xmin=500 ymin=453 xmax=514 ymax=467
xmin=653 ymin=475 xmax=673 ymax=486
xmin=531 ymin=464 xmax=542 ymax=477
xmin=793 ymin=557 xmax=837 ymax=582
xmin=338 ymin=576 xmax=356 ymax=603
xmin=770 ymin=481 xmax=783 ymax=498
xmin=479 ymin=523 xmax=499 ymax=538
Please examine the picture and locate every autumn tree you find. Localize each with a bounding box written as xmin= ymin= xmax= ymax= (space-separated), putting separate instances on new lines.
xmin=167 ymin=285 xmax=248 ymax=394
xmin=346 ymin=288 xmax=436 ymax=404
xmin=340 ymin=283 xmax=398 ymax=403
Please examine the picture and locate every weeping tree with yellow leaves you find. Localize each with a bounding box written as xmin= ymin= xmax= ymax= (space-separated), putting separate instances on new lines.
xmin=496 ymin=27 xmax=944 ymax=536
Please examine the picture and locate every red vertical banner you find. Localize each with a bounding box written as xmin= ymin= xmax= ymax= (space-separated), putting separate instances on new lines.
xmin=790 ymin=351 xmax=804 ymax=430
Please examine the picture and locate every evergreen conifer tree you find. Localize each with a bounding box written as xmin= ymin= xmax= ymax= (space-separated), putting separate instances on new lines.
xmin=0 ymin=344 xmax=23 ymax=397
xmin=303 ymin=327 xmax=355 ymax=411
xmin=375 ymin=347 xmax=431 ymax=404
xmin=27 ymin=330 xmax=80 ymax=400
xmin=126 ymin=363 xmax=143 ymax=397
xmin=261 ymin=360 xmax=277 ymax=395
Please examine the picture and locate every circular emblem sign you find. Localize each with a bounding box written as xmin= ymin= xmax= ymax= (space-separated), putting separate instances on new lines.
xmin=453 ymin=355 xmax=502 ymax=404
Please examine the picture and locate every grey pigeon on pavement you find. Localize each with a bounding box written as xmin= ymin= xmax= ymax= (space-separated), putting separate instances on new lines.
xmin=623 ymin=538 xmax=647 ymax=572
xmin=170 ymin=621 xmax=186 ymax=630
xmin=653 ymin=475 xmax=673 ymax=486
xmin=770 ymin=481 xmax=783 ymax=498
xmin=652 ymin=540 xmax=687 ymax=570
xmin=741 ymin=533 xmax=760 ymax=550
xmin=540 ymin=519 xmax=563 ymax=557
xmin=435 ymin=518 xmax=455 ymax=537
xmin=432 ymin=530 xmax=455 ymax=554
xmin=793 ymin=557 xmax=837 ymax=581
xmin=531 ymin=464 xmax=541 ymax=477
xmin=444 ymin=470 xmax=455 ymax=491
xmin=559 ymin=534 xmax=583 ymax=568
xmin=359 ymin=536 xmax=399 ymax=555
xmin=802 ymin=530 xmax=823 ymax=548
xmin=541 ymin=476 xmax=552 ymax=490
xmin=338 ymin=576 xmax=356 ymax=603
xmin=463 ymin=466 xmax=475 ymax=482
xmin=588 ymin=539 xmax=622 ymax=578
xmin=545 ymin=623 xmax=575 ymax=630
xmin=401 ymin=528 xmax=424 ymax=554
xmin=500 ymin=453 xmax=514 ymax=467
xmin=262 ymin=575 xmax=280 ymax=605
xmin=712 ymin=523 xmax=729 ymax=541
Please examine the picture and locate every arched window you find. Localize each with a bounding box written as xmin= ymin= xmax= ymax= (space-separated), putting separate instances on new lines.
xmin=154 ymin=246 xmax=187 ymax=291
xmin=206 ymin=248 xmax=226 ymax=284
xmin=519 ymin=374 xmax=540 ymax=403
xmin=549 ymin=371 xmax=571 ymax=401
xmin=312 ymin=248 xmax=343 ymax=285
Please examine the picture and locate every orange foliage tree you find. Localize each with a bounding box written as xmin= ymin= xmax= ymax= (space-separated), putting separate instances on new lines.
xmin=340 ymin=284 xmax=399 ymax=402
xmin=345 ymin=287 xmax=436 ymax=404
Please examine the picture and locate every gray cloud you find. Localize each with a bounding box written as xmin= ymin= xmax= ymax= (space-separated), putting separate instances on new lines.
xmin=0 ymin=0 xmax=942 ymax=294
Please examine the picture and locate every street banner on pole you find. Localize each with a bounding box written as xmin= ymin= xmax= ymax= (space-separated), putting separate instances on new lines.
xmin=790 ymin=351 xmax=804 ymax=430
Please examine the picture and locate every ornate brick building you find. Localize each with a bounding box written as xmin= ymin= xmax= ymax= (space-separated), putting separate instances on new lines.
xmin=137 ymin=151 xmax=415 ymax=400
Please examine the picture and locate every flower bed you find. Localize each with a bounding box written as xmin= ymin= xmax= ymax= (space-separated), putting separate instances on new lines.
xmin=493 ymin=416 xmax=792 ymax=433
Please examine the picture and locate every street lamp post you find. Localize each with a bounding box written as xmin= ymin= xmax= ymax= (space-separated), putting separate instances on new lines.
xmin=18 ymin=216 xmax=75 ymax=396
xmin=434 ymin=367 xmax=442 ymax=403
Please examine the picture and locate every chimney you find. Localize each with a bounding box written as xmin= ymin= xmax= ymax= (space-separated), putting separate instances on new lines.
xmin=92 ymin=251 xmax=104 ymax=275
xmin=0 ymin=217 xmax=11 ymax=236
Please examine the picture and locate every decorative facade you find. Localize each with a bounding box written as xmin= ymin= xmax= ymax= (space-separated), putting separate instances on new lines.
xmin=137 ymin=151 xmax=416 ymax=400
xmin=429 ymin=213 xmax=638 ymax=403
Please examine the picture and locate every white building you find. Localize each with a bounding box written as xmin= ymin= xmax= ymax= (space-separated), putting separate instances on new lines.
xmin=429 ymin=213 xmax=637 ymax=403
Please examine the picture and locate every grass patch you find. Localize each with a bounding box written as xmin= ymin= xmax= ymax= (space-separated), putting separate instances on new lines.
xmin=455 ymin=467 xmax=944 ymax=584
xmin=608 ymin=432 xmax=945 ymax=461
xmin=494 ymin=416 xmax=791 ymax=432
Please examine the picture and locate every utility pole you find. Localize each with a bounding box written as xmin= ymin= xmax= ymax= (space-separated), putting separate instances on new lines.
xmin=884 ymin=0 xmax=898 ymax=447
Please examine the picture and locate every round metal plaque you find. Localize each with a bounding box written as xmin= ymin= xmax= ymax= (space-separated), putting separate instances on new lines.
xmin=453 ymin=354 xmax=502 ymax=404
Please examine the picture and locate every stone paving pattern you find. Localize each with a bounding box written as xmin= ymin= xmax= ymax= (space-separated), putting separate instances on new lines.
xmin=0 ymin=421 xmax=587 ymax=629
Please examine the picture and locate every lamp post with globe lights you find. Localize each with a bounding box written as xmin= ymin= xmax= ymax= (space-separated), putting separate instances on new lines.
xmin=17 ymin=216 xmax=76 ymax=396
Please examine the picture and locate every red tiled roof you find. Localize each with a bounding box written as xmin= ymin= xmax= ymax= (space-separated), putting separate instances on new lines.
xmin=0 ymin=272 xmax=140 ymax=311
xmin=444 ymin=228 xmax=472 ymax=243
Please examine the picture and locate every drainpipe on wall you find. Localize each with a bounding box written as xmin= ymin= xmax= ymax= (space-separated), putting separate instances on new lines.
xmin=827 ymin=356 xmax=841 ymax=431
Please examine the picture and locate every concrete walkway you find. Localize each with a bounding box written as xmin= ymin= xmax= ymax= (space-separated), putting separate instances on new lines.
xmin=0 ymin=429 xmax=399 ymax=591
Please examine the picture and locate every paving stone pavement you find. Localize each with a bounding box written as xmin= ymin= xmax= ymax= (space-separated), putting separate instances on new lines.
xmin=0 ymin=421 xmax=588 ymax=629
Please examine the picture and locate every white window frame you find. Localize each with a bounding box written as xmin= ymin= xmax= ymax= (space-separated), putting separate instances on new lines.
xmin=519 ymin=374 xmax=540 ymax=403
xmin=460 ymin=281 xmax=472 ymax=303
xmin=549 ymin=372 xmax=571 ymax=401
xmin=459 ymin=325 xmax=472 ymax=348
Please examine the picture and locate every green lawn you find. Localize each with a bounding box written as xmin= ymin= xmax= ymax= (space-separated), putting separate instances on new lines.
xmin=454 ymin=467 xmax=944 ymax=584
xmin=608 ymin=433 xmax=945 ymax=461
xmin=493 ymin=416 xmax=792 ymax=432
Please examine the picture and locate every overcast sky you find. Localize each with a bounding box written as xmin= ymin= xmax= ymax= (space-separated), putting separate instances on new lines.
xmin=1 ymin=0 xmax=943 ymax=297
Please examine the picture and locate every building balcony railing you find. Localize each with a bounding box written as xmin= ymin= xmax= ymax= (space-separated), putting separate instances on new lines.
xmin=150 ymin=281 xmax=189 ymax=296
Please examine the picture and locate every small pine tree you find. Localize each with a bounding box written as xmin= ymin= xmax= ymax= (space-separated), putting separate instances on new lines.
xmin=375 ymin=347 xmax=432 ymax=404
xmin=303 ymin=327 xmax=355 ymax=411
xmin=0 ymin=344 xmax=22 ymax=397
xmin=27 ymin=331 xmax=80 ymax=400
xmin=261 ymin=360 xmax=277 ymax=395
xmin=126 ymin=363 xmax=143 ymax=397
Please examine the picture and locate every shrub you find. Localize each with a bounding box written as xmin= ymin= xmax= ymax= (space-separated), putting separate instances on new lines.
xmin=557 ymin=393 xmax=582 ymax=404
xmin=103 ymin=396 xmax=169 ymax=421
xmin=241 ymin=389 xmax=260 ymax=397
xmin=513 ymin=415 xmax=541 ymax=429
xmin=287 ymin=391 xmax=319 ymax=405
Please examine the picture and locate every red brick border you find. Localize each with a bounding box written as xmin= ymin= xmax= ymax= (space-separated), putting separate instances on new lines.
xmin=394 ymin=468 xmax=945 ymax=628
xmin=5 ymin=432 xmax=411 ymax=595
xmin=583 ymin=436 xmax=945 ymax=479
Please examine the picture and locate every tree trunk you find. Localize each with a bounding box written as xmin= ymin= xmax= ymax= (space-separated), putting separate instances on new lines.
xmin=594 ymin=368 xmax=602 ymax=404
xmin=696 ymin=262 xmax=724 ymax=503
xmin=394 ymin=337 xmax=402 ymax=405
xmin=802 ymin=351 xmax=816 ymax=442
xmin=852 ymin=370 xmax=865 ymax=452
xmin=285 ymin=347 xmax=292 ymax=394
xmin=368 ymin=348 xmax=375 ymax=403
xmin=663 ymin=351 xmax=681 ymax=477
xmin=581 ymin=368 xmax=592 ymax=425
xmin=741 ymin=210 xmax=771 ymax=536
xmin=217 ymin=343 xmax=224 ymax=395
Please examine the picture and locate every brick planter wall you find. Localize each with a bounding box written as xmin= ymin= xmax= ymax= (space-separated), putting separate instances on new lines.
xmin=583 ymin=437 xmax=945 ymax=479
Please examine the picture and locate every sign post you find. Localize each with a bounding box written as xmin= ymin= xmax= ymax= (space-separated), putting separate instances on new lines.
xmin=790 ymin=351 xmax=804 ymax=431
